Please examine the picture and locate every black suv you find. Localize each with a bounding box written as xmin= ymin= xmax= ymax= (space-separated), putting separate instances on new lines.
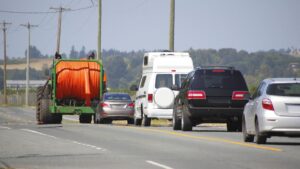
xmin=172 ymin=66 xmax=249 ymax=131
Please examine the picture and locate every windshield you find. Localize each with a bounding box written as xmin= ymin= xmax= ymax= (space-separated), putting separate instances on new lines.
xmin=191 ymin=70 xmax=248 ymax=90
xmin=104 ymin=94 xmax=131 ymax=101
xmin=267 ymin=83 xmax=300 ymax=97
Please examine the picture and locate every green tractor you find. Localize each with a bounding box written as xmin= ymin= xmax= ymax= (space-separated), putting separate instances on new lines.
xmin=36 ymin=54 xmax=106 ymax=124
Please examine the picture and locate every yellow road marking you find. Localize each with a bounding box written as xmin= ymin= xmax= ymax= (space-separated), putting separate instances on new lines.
xmin=125 ymin=126 xmax=282 ymax=152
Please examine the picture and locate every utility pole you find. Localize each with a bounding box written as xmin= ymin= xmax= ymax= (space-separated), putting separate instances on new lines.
xmin=98 ymin=0 xmax=102 ymax=60
xmin=169 ymin=0 xmax=175 ymax=52
xmin=50 ymin=6 xmax=70 ymax=54
xmin=20 ymin=22 xmax=38 ymax=106
xmin=1 ymin=21 xmax=11 ymax=105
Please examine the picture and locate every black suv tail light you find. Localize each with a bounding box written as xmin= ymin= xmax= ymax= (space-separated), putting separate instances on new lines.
xmin=232 ymin=91 xmax=249 ymax=100
xmin=187 ymin=90 xmax=206 ymax=100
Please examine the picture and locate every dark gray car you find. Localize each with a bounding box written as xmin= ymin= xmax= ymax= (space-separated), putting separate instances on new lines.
xmin=94 ymin=93 xmax=134 ymax=124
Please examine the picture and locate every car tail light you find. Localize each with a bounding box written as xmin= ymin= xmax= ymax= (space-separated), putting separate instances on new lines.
xmin=262 ymin=98 xmax=274 ymax=111
xmin=148 ymin=94 xmax=153 ymax=103
xmin=128 ymin=102 xmax=134 ymax=108
xmin=232 ymin=91 xmax=249 ymax=100
xmin=187 ymin=90 xmax=206 ymax=100
xmin=212 ymin=69 xmax=225 ymax=73
xmin=101 ymin=102 xmax=110 ymax=108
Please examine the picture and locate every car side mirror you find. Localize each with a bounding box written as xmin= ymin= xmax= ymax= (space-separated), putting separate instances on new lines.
xmin=171 ymin=85 xmax=180 ymax=91
xmin=130 ymin=85 xmax=138 ymax=91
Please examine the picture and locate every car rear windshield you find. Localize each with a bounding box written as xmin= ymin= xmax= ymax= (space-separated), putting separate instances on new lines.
xmin=267 ymin=83 xmax=300 ymax=97
xmin=191 ymin=69 xmax=248 ymax=90
xmin=104 ymin=94 xmax=131 ymax=101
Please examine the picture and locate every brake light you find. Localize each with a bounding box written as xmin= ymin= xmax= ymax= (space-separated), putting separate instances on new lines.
xmin=128 ymin=102 xmax=135 ymax=108
xmin=232 ymin=91 xmax=249 ymax=100
xmin=101 ymin=102 xmax=110 ymax=108
xmin=212 ymin=69 xmax=225 ymax=73
xmin=148 ymin=94 xmax=153 ymax=103
xmin=187 ymin=90 xmax=206 ymax=100
xmin=262 ymin=98 xmax=274 ymax=111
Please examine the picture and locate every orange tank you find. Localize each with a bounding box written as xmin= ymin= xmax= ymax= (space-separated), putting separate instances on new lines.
xmin=55 ymin=61 xmax=102 ymax=106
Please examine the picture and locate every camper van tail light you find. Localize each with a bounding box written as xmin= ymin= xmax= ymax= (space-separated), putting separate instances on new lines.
xmin=171 ymin=69 xmax=176 ymax=72
xmin=262 ymin=98 xmax=274 ymax=111
xmin=187 ymin=90 xmax=206 ymax=100
xmin=232 ymin=91 xmax=249 ymax=100
xmin=148 ymin=94 xmax=153 ymax=103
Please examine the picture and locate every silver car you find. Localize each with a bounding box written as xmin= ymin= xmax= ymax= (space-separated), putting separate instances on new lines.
xmin=94 ymin=93 xmax=134 ymax=124
xmin=243 ymin=78 xmax=300 ymax=144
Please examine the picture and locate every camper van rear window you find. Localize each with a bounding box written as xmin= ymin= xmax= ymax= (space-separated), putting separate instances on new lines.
xmin=144 ymin=56 xmax=148 ymax=66
xmin=155 ymin=74 xmax=173 ymax=88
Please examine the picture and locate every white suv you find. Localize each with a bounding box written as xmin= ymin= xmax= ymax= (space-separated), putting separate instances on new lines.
xmin=133 ymin=52 xmax=194 ymax=126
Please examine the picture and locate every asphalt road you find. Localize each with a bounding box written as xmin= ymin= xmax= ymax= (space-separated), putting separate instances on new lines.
xmin=1 ymin=107 xmax=300 ymax=169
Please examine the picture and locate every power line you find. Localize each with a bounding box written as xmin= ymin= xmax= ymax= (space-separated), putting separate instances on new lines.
xmin=0 ymin=5 xmax=97 ymax=15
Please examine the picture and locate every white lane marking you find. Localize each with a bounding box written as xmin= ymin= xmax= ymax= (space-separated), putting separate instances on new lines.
xmin=21 ymin=129 xmax=58 ymax=139
xmin=146 ymin=160 xmax=174 ymax=169
xmin=21 ymin=129 xmax=104 ymax=151
xmin=0 ymin=126 xmax=11 ymax=129
xmin=72 ymin=141 xmax=104 ymax=151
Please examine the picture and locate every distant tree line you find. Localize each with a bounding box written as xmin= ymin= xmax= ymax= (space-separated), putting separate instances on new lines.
xmin=1 ymin=47 xmax=300 ymax=92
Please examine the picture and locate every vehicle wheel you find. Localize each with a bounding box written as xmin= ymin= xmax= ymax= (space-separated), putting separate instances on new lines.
xmin=242 ymin=115 xmax=254 ymax=142
xmin=172 ymin=107 xmax=181 ymax=130
xmin=127 ymin=119 xmax=134 ymax=125
xmin=134 ymin=117 xmax=142 ymax=126
xmin=79 ymin=114 xmax=92 ymax=123
xmin=181 ymin=106 xmax=192 ymax=131
xmin=104 ymin=119 xmax=112 ymax=124
xmin=227 ymin=119 xmax=241 ymax=132
xmin=36 ymin=86 xmax=43 ymax=124
xmin=39 ymin=85 xmax=56 ymax=124
xmin=142 ymin=114 xmax=151 ymax=127
xmin=52 ymin=114 xmax=62 ymax=124
xmin=255 ymin=119 xmax=267 ymax=144
xmin=39 ymin=98 xmax=52 ymax=124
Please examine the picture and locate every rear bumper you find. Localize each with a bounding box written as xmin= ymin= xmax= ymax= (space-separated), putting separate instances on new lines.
xmin=188 ymin=106 xmax=244 ymax=121
xmin=259 ymin=110 xmax=300 ymax=135
xmin=100 ymin=109 xmax=134 ymax=119
xmin=144 ymin=108 xmax=172 ymax=119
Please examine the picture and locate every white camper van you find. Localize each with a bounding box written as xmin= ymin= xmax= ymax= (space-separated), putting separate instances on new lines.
xmin=134 ymin=52 xmax=194 ymax=126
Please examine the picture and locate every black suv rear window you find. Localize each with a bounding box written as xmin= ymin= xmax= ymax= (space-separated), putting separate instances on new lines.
xmin=267 ymin=83 xmax=300 ymax=96
xmin=191 ymin=69 xmax=248 ymax=90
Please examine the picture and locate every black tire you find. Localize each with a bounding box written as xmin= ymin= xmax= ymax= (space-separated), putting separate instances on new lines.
xmin=39 ymin=85 xmax=56 ymax=124
xmin=52 ymin=114 xmax=62 ymax=124
xmin=255 ymin=119 xmax=267 ymax=144
xmin=134 ymin=117 xmax=142 ymax=126
xmin=127 ymin=119 xmax=134 ymax=125
xmin=227 ymin=119 xmax=242 ymax=132
xmin=242 ymin=115 xmax=254 ymax=142
xmin=181 ymin=106 xmax=192 ymax=131
xmin=104 ymin=119 xmax=112 ymax=124
xmin=142 ymin=114 xmax=151 ymax=127
xmin=79 ymin=114 xmax=92 ymax=123
xmin=36 ymin=86 xmax=44 ymax=124
xmin=39 ymin=98 xmax=52 ymax=124
xmin=172 ymin=107 xmax=181 ymax=130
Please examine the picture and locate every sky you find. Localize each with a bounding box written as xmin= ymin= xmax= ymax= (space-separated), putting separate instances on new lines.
xmin=0 ymin=0 xmax=300 ymax=59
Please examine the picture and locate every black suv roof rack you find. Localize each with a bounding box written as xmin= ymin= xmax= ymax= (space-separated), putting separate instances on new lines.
xmin=197 ymin=66 xmax=235 ymax=70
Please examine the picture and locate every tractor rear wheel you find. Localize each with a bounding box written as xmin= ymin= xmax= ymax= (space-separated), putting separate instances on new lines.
xmin=79 ymin=114 xmax=92 ymax=123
